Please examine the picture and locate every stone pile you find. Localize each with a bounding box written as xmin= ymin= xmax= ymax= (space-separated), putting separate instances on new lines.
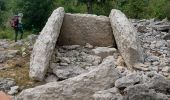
xmin=131 ymin=18 xmax=170 ymax=78
xmin=45 ymin=45 xmax=118 ymax=82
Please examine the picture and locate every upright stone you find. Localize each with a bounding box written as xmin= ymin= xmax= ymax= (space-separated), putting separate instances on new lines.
xmin=29 ymin=7 xmax=65 ymax=81
xmin=109 ymin=9 xmax=144 ymax=69
xmin=17 ymin=56 xmax=121 ymax=100
xmin=57 ymin=13 xmax=116 ymax=47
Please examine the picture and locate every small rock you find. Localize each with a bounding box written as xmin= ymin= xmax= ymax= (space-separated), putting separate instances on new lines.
xmin=162 ymin=66 xmax=170 ymax=73
xmin=8 ymin=86 xmax=19 ymax=95
xmin=85 ymin=43 xmax=93 ymax=49
xmin=45 ymin=75 xmax=58 ymax=83
xmin=62 ymin=45 xmax=80 ymax=50
xmin=93 ymin=87 xmax=123 ymax=100
xmin=60 ymin=57 xmax=71 ymax=64
xmin=59 ymin=63 xmax=68 ymax=66
xmin=115 ymin=73 xmax=142 ymax=88
xmin=92 ymin=47 xmax=117 ymax=59
xmin=146 ymin=56 xmax=159 ymax=62
xmin=116 ymin=56 xmax=125 ymax=66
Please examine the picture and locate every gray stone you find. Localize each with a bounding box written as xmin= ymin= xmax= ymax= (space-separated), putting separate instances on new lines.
xmin=162 ymin=66 xmax=170 ymax=73
xmin=62 ymin=45 xmax=80 ymax=50
xmin=93 ymin=88 xmax=123 ymax=100
xmin=92 ymin=47 xmax=117 ymax=59
xmin=51 ymin=63 xmax=87 ymax=79
xmin=8 ymin=86 xmax=19 ymax=95
xmin=17 ymin=56 xmax=121 ymax=100
xmin=29 ymin=7 xmax=65 ymax=81
xmin=152 ymin=25 xmax=170 ymax=32
xmin=146 ymin=56 xmax=159 ymax=62
xmin=85 ymin=43 xmax=93 ymax=49
xmin=45 ymin=74 xmax=58 ymax=83
xmin=109 ymin=9 xmax=144 ymax=69
xmin=57 ymin=13 xmax=116 ymax=47
xmin=115 ymin=73 xmax=142 ymax=88
xmin=146 ymin=74 xmax=170 ymax=94
xmin=0 ymin=78 xmax=16 ymax=91
xmin=124 ymin=84 xmax=169 ymax=100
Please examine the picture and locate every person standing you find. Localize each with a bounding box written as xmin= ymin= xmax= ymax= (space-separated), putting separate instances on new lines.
xmin=10 ymin=13 xmax=24 ymax=42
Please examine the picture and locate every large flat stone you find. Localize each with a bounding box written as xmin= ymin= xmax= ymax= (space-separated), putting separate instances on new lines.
xmin=57 ymin=13 xmax=116 ymax=47
xmin=17 ymin=56 xmax=121 ymax=100
xmin=109 ymin=9 xmax=144 ymax=69
xmin=29 ymin=7 xmax=65 ymax=81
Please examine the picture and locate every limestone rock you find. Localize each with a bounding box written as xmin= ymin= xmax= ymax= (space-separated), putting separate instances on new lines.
xmin=29 ymin=7 xmax=65 ymax=81
xmin=8 ymin=86 xmax=19 ymax=95
xmin=93 ymin=88 xmax=123 ymax=100
xmin=57 ymin=13 xmax=116 ymax=47
xmin=45 ymin=74 xmax=58 ymax=83
xmin=0 ymin=78 xmax=16 ymax=92
xmin=50 ymin=63 xmax=87 ymax=79
xmin=17 ymin=56 xmax=121 ymax=100
xmin=109 ymin=9 xmax=144 ymax=69
xmin=115 ymin=73 xmax=142 ymax=88
xmin=92 ymin=47 xmax=117 ymax=59
xmin=124 ymin=84 xmax=169 ymax=100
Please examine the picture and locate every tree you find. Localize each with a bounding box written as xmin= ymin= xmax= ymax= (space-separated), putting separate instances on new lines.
xmin=76 ymin=0 xmax=113 ymax=14
xmin=0 ymin=0 xmax=7 ymax=28
xmin=115 ymin=0 xmax=148 ymax=19
xmin=16 ymin=0 xmax=54 ymax=30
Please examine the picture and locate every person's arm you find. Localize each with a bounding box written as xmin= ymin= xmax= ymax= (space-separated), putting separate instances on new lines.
xmin=0 ymin=91 xmax=12 ymax=100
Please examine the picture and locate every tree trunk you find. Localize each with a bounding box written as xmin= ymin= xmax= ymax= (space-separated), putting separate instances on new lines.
xmin=86 ymin=0 xmax=93 ymax=14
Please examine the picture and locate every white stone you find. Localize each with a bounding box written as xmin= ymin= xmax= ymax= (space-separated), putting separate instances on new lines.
xmin=92 ymin=47 xmax=117 ymax=59
xmin=29 ymin=7 xmax=65 ymax=81
xmin=109 ymin=9 xmax=144 ymax=69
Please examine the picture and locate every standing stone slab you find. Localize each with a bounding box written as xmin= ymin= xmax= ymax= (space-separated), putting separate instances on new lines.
xmin=17 ymin=56 xmax=121 ymax=100
xmin=29 ymin=7 xmax=65 ymax=81
xmin=57 ymin=13 xmax=116 ymax=47
xmin=109 ymin=9 xmax=144 ymax=69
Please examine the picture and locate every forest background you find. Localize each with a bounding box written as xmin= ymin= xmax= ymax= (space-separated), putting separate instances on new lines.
xmin=0 ymin=0 xmax=169 ymax=39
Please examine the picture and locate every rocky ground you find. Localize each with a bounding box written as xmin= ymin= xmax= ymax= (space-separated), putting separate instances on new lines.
xmin=0 ymin=34 xmax=40 ymax=96
xmin=0 ymin=18 xmax=170 ymax=100
xmin=133 ymin=18 xmax=170 ymax=78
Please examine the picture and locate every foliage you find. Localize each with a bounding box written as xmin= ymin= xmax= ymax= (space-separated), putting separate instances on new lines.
xmin=117 ymin=0 xmax=148 ymax=19
xmin=15 ymin=0 xmax=54 ymax=30
xmin=146 ymin=0 xmax=170 ymax=19
xmin=0 ymin=0 xmax=7 ymax=28
xmin=0 ymin=0 xmax=170 ymax=40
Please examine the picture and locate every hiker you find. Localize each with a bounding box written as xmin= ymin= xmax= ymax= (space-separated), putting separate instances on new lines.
xmin=10 ymin=13 xmax=24 ymax=42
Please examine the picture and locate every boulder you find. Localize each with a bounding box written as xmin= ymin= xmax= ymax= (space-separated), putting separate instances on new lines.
xmin=57 ymin=13 xmax=116 ymax=47
xmin=92 ymin=47 xmax=117 ymax=59
xmin=115 ymin=73 xmax=142 ymax=89
xmin=29 ymin=7 xmax=65 ymax=81
xmin=109 ymin=9 xmax=144 ymax=69
xmin=50 ymin=63 xmax=87 ymax=79
xmin=93 ymin=88 xmax=123 ymax=100
xmin=17 ymin=56 xmax=121 ymax=100
xmin=124 ymin=84 xmax=169 ymax=100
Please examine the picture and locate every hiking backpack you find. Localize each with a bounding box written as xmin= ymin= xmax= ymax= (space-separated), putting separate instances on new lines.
xmin=10 ymin=16 xmax=19 ymax=28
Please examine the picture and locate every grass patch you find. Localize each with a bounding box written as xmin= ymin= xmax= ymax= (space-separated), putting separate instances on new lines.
xmin=0 ymin=28 xmax=33 ymax=40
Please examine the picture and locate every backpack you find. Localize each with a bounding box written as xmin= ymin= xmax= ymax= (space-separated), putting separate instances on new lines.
xmin=10 ymin=16 xmax=19 ymax=28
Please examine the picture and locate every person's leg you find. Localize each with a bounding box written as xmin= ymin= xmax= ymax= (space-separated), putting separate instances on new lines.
xmin=19 ymin=27 xmax=24 ymax=40
xmin=14 ymin=28 xmax=18 ymax=42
